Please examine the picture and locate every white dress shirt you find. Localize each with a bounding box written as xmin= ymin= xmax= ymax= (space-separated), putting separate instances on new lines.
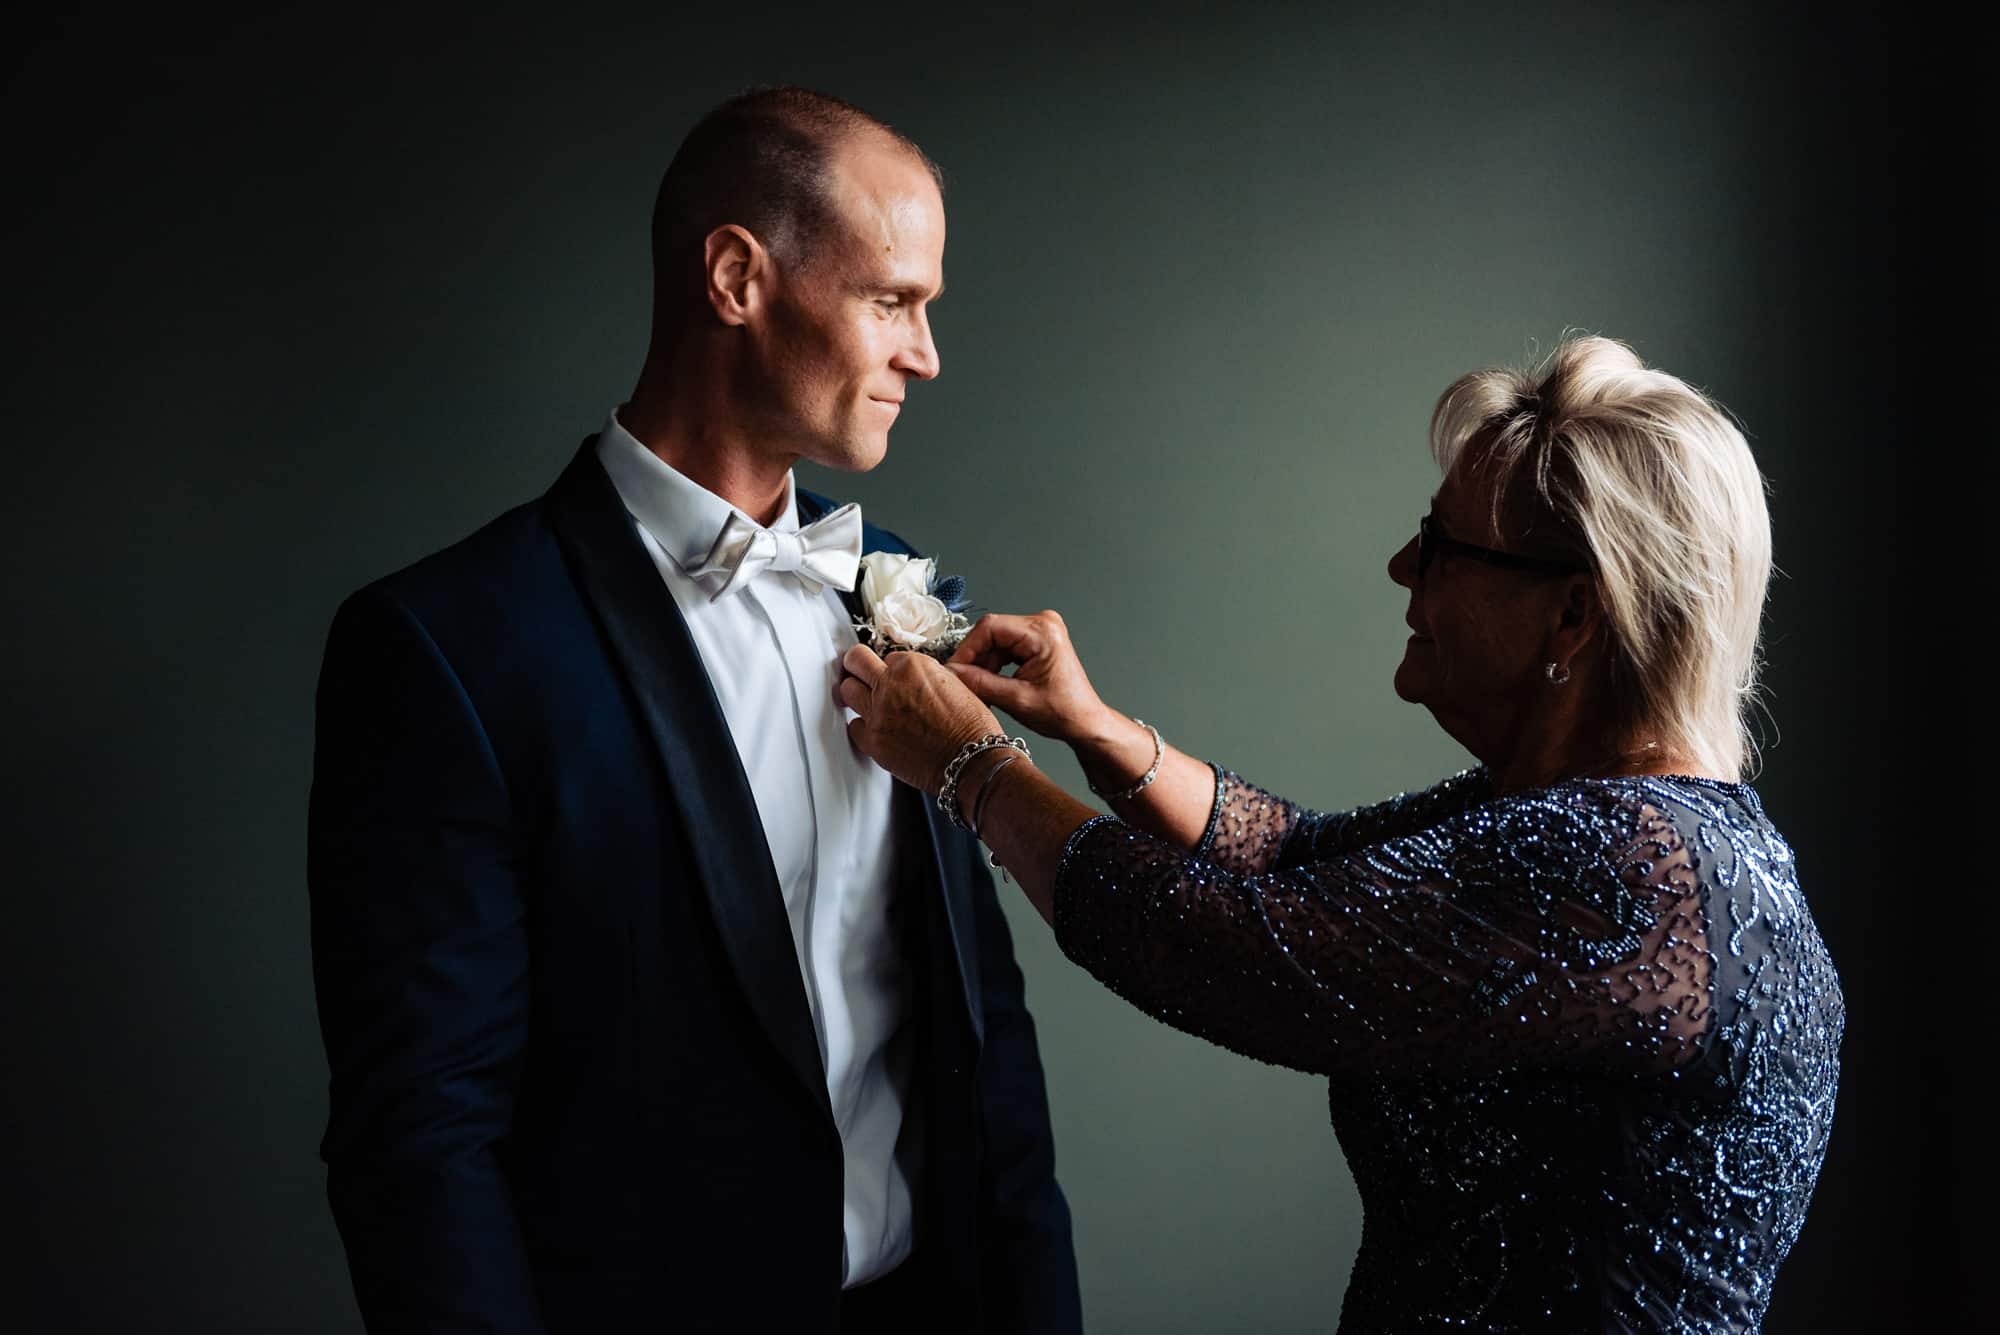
xmin=595 ymin=413 xmax=912 ymax=1287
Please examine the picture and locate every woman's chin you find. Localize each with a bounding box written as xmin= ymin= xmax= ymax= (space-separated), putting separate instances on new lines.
xmin=1392 ymin=644 xmax=1433 ymax=704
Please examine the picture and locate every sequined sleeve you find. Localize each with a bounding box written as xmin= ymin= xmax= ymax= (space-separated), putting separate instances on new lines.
xmin=1056 ymin=779 xmax=1711 ymax=1078
xmin=1198 ymin=764 xmax=1493 ymax=875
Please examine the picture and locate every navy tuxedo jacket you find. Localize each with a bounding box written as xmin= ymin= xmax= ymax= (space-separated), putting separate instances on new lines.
xmin=307 ymin=440 xmax=1081 ymax=1333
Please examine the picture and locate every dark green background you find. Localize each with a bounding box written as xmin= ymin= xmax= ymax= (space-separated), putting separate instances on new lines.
xmin=6 ymin=4 xmax=1975 ymax=1331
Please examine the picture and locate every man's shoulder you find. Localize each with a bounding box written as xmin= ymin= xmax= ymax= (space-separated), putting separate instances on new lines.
xmin=340 ymin=490 xmax=562 ymax=631
xmin=798 ymin=485 xmax=921 ymax=558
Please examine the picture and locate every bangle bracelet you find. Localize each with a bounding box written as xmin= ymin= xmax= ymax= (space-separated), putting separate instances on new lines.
xmin=937 ymin=733 xmax=1031 ymax=830
xmin=1087 ymin=718 xmax=1163 ymax=802
xmin=968 ymin=751 xmax=1022 ymax=839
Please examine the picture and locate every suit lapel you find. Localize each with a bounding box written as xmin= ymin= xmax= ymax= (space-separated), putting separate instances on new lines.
xmin=548 ymin=439 xmax=833 ymax=1120
xmin=801 ymin=486 xmax=985 ymax=1045
xmin=912 ymin=787 xmax=984 ymax=1043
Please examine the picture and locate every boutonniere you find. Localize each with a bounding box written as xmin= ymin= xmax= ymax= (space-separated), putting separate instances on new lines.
xmin=854 ymin=552 xmax=973 ymax=660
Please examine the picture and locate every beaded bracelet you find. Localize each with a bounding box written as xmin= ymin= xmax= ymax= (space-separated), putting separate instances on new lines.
xmin=937 ymin=733 xmax=1032 ymax=830
xmin=1086 ymin=718 xmax=1163 ymax=802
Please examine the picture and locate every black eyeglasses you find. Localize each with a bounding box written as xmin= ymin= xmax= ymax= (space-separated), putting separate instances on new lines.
xmin=1416 ymin=514 xmax=1584 ymax=581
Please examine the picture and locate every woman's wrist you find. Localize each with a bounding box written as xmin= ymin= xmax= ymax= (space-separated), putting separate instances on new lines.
xmin=1071 ymin=708 xmax=1158 ymax=796
xmin=955 ymin=746 xmax=1035 ymax=828
xmin=935 ymin=729 xmax=1029 ymax=826
xmin=928 ymin=719 xmax=1007 ymax=796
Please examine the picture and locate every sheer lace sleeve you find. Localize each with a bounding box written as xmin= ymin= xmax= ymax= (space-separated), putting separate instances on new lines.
xmin=1197 ymin=763 xmax=1493 ymax=876
xmin=1056 ymin=779 xmax=1711 ymax=1078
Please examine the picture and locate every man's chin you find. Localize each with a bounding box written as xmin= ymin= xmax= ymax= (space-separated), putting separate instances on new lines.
xmin=855 ymin=434 xmax=891 ymax=471
xmin=808 ymin=435 xmax=890 ymax=474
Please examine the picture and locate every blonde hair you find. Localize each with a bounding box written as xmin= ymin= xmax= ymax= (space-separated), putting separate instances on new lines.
xmin=1428 ymin=335 xmax=1774 ymax=779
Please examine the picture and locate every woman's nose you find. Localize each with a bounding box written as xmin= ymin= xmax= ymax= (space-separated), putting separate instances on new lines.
xmin=1388 ymin=534 xmax=1418 ymax=589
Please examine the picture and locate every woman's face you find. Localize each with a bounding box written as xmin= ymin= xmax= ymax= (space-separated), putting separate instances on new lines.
xmin=1386 ymin=459 xmax=1574 ymax=760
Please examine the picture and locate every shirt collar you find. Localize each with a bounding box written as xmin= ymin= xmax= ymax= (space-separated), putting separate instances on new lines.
xmin=594 ymin=408 xmax=801 ymax=573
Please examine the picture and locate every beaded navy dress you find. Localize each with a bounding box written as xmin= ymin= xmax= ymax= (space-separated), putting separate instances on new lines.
xmin=1053 ymin=766 xmax=1843 ymax=1334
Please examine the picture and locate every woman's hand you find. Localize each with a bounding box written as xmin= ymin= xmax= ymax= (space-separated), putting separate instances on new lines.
xmin=839 ymin=644 xmax=1003 ymax=794
xmin=944 ymin=611 xmax=1114 ymax=746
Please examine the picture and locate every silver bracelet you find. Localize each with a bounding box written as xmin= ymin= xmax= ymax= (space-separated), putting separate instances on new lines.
xmin=969 ymin=750 xmax=1023 ymax=840
xmin=1087 ymin=718 xmax=1163 ymax=802
xmin=937 ymin=733 xmax=1031 ymax=830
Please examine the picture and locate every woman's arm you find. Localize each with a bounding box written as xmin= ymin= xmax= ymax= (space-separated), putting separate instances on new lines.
xmin=1204 ymin=764 xmax=1493 ymax=874
xmin=1062 ymin=708 xmax=1222 ymax=851
xmin=1043 ymin=784 xmax=1712 ymax=1078
xmin=840 ymin=645 xmax=1709 ymax=1081
xmin=942 ymin=612 xmax=1488 ymax=867
xmin=945 ymin=612 xmax=1220 ymax=850
xmin=832 ymin=639 xmax=1156 ymax=921
xmin=953 ymin=755 xmax=1096 ymax=924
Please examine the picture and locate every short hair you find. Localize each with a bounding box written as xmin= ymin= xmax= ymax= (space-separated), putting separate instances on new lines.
xmin=1428 ymin=335 xmax=1775 ymax=779
xmin=650 ymin=86 xmax=943 ymax=302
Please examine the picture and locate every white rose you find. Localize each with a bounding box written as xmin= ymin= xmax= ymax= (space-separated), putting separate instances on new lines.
xmin=873 ymin=589 xmax=953 ymax=648
xmin=858 ymin=552 xmax=936 ymax=611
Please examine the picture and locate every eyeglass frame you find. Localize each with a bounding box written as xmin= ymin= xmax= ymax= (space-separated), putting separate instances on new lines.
xmin=1416 ymin=513 xmax=1586 ymax=581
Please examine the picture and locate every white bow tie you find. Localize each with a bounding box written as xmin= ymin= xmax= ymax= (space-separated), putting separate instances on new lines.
xmin=687 ymin=502 xmax=864 ymax=602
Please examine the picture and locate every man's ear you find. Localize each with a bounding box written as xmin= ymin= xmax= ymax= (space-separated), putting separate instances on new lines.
xmin=704 ymin=224 xmax=769 ymax=327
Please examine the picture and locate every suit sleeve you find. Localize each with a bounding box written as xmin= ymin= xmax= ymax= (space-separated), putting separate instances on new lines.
xmin=964 ymin=835 xmax=1085 ymax=1334
xmin=307 ymin=587 xmax=546 ymax=1334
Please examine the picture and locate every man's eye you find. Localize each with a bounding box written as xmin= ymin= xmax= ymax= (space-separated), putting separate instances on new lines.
xmin=875 ymin=297 xmax=903 ymax=311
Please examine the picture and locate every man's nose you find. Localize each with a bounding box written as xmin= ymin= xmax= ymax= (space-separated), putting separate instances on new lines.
xmin=893 ymin=311 xmax=940 ymax=381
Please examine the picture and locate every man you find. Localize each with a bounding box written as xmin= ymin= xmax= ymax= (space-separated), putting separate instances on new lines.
xmin=308 ymin=87 xmax=1081 ymax=1333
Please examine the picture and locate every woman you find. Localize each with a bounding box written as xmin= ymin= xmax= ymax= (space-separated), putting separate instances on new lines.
xmin=838 ymin=336 xmax=1842 ymax=1332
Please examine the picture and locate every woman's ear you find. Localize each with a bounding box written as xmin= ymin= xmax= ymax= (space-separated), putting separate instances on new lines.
xmin=1553 ymin=574 xmax=1603 ymax=653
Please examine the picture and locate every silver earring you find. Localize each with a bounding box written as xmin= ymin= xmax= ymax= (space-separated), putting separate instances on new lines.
xmin=1545 ymin=661 xmax=1571 ymax=685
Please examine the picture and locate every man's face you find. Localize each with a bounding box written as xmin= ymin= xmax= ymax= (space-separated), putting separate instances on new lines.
xmin=749 ymin=135 xmax=945 ymax=472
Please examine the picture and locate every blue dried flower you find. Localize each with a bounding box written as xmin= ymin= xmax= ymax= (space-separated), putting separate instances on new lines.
xmin=930 ymin=573 xmax=969 ymax=613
